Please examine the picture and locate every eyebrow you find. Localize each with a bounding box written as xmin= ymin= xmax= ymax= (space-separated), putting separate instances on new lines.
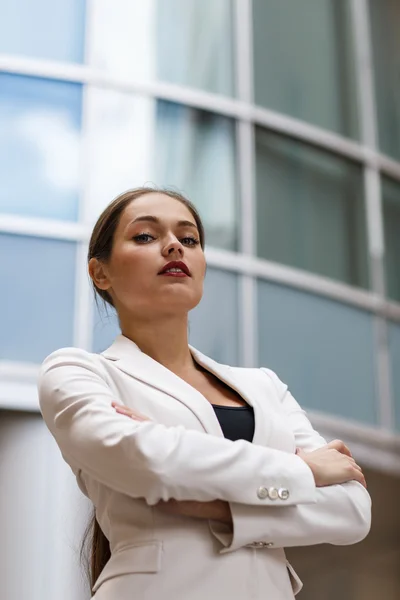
xmin=127 ymin=215 xmax=198 ymax=229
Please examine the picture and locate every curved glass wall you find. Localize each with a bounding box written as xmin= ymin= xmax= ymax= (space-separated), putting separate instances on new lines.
xmin=0 ymin=0 xmax=399 ymax=430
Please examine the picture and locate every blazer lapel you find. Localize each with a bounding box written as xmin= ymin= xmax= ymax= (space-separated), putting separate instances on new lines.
xmin=102 ymin=335 xmax=271 ymax=447
xmin=101 ymin=335 xmax=223 ymax=437
xmin=190 ymin=347 xmax=271 ymax=447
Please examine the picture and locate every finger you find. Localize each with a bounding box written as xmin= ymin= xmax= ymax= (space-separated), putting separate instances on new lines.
xmin=352 ymin=463 xmax=363 ymax=472
xmin=346 ymin=457 xmax=364 ymax=474
xmin=295 ymin=448 xmax=306 ymax=458
xmin=327 ymin=439 xmax=352 ymax=457
xmin=114 ymin=406 xmax=148 ymax=421
xmin=351 ymin=467 xmax=367 ymax=488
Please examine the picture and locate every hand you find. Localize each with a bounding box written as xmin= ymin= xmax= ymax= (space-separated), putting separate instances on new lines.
xmin=296 ymin=440 xmax=367 ymax=489
xmin=111 ymin=401 xmax=151 ymax=422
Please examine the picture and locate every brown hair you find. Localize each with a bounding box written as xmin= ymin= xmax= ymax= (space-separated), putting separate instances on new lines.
xmin=81 ymin=187 xmax=205 ymax=593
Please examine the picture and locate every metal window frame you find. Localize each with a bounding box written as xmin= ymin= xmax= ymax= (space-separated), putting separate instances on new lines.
xmin=0 ymin=1 xmax=400 ymax=451
xmin=234 ymin=0 xmax=257 ymax=367
xmin=351 ymin=0 xmax=394 ymax=430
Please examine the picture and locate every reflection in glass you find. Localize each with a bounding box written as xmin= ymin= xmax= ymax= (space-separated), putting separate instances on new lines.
xmin=85 ymin=87 xmax=237 ymax=250
xmin=388 ymin=322 xmax=400 ymax=431
xmin=382 ymin=177 xmax=400 ymax=302
xmin=253 ymin=0 xmax=358 ymax=137
xmin=369 ymin=0 xmax=400 ymax=161
xmin=0 ymin=233 xmax=76 ymax=363
xmin=255 ymin=128 xmax=369 ymax=288
xmin=0 ymin=73 xmax=82 ymax=221
xmin=89 ymin=0 xmax=234 ymax=96
xmin=0 ymin=0 xmax=85 ymax=62
xmin=257 ymin=280 xmax=377 ymax=424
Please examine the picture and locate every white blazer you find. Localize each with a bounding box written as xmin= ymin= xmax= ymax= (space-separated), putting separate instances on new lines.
xmin=37 ymin=334 xmax=371 ymax=600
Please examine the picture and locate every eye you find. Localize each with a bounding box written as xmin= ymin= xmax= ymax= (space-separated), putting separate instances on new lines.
xmin=181 ymin=236 xmax=200 ymax=246
xmin=132 ymin=233 xmax=155 ymax=243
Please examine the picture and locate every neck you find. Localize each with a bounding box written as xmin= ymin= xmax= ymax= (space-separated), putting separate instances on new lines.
xmin=120 ymin=313 xmax=196 ymax=374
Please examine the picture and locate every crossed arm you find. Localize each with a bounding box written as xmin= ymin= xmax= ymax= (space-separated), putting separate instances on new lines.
xmin=38 ymin=348 xmax=371 ymax=551
xmin=112 ymin=400 xmax=367 ymax=525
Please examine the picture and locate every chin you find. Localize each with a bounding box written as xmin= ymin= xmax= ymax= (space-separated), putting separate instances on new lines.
xmin=159 ymin=290 xmax=202 ymax=313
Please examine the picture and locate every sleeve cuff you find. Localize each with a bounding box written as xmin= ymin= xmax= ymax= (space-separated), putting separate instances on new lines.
xmin=209 ymin=457 xmax=317 ymax=553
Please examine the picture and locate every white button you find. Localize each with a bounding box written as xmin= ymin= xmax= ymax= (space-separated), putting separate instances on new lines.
xmin=278 ymin=488 xmax=290 ymax=500
xmin=268 ymin=487 xmax=279 ymax=500
xmin=257 ymin=486 xmax=269 ymax=500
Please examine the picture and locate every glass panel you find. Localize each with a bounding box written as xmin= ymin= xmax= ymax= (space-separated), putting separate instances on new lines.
xmin=255 ymin=129 xmax=369 ymax=288
xmin=382 ymin=177 xmax=400 ymax=302
xmin=0 ymin=0 xmax=85 ymax=63
xmin=90 ymin=0 xmax=234 ymax=96
xmin=189 ymin=268 xmax=239 ymax=365
xmin=85 ymin=87 xmax=237 ymax=250
xmin=369 ymin=0 xmax=400 ymax=161
xmin=253 ymin=0 xmax=358 ymax=137
xmin=92 ymin=268 xmax=240 ymax=366
xmin=388 ymin=321 xmax=400 ymax=431
xmin=0 ymin=74 xmax=82 ymax=221
xmin=92 ymin=300 xmax=121 ymax=355
xmin=257 ymin=280 xmax=377 ymax=424
xmin=0 ymin=234 xmax=76 ymax=363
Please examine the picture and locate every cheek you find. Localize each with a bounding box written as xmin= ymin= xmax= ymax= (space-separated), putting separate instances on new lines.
xmin=110 ymin=247 xmax=152 ymax=287
xmin=190 ymin=250 xmax=206 ymax=274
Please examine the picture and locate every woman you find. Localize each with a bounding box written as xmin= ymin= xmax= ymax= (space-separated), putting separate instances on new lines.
xmin=38 ymin=187 xmax=371 ymax=599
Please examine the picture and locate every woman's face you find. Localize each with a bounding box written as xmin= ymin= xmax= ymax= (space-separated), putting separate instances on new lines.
xmin=91 ymin=193 xmax=206 ymax=320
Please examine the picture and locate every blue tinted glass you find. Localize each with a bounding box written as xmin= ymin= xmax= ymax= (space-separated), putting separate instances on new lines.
xmin=369 ymin=0 xmax=400 ymax=161
xmin=155 ymin=101 xmax=237 ymax=250
xmin=0 ymin=0 xmax=85 ymax=63
xmin=85 ymin=87 xmax=237 ymax=251
xmin=388 ymin=322 xmax=400 ymax=431
xmin=257 ymin=281 xmax=377 ymax=424
xmin=189 ymin=269 xmax=239 ymax=365
xmin=0 ymin=74 xmax=82 ymax=221
xmin=382 ymin=176 xmax=400 ymax=302
xmin=90 ymin=0 xmax=234 ymax=96
xmin=255 ymin=128 xmax=368 ymax=288
xmin=0 ymin=234 xmax=76 ymax=363
xmin=92 ymin=268 xmax=239 ymax=366
xmin=253 ymin=0 xmax=358 ymax=138
xmin=92 ymin=300 xmax=121 ymax=354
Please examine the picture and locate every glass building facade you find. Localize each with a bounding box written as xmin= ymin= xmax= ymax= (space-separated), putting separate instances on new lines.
xmin=0 ymin=1 xmax=399 ymax=599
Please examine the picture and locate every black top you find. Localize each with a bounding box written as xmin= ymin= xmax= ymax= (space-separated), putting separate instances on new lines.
xmin=212 ymin=404 xmax=255 ymax=443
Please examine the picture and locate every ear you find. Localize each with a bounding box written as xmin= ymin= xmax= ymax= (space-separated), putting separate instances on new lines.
xmin=88 ymin=257 xmax=111 ymax=291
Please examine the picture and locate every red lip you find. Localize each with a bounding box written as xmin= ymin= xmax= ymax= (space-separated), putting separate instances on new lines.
xmin=158 ymin=261 xmax=191 ymax=276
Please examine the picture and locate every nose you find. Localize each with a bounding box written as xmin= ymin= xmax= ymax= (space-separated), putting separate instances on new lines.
xmin=162 ymin=237 xmax=184 ymax=258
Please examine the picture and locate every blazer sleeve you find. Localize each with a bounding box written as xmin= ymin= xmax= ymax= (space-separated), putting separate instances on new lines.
xmin=209 ymin=368 xmax=372 ymax=553
xmin=37 ymin=348 xmax=317 ymax=507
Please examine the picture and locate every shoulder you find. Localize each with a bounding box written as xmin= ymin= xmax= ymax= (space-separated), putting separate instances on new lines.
xmin=38 ymin=346 xmax=107 ymax=387
xmin=228 ymin=364 xmax=289 ymax=400
xmin=40 ymin=346 xmax=100 ymax=370
xmin=37 ymin=346 xmax=111 ymax=415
